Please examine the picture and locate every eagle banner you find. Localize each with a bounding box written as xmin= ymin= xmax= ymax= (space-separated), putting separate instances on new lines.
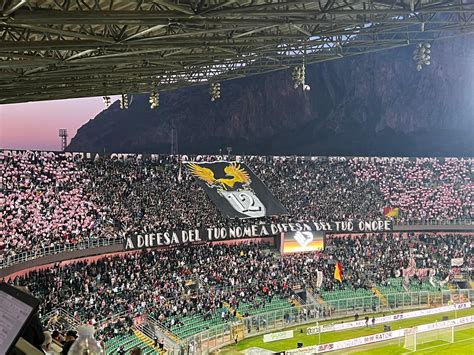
xmin=186 ymin=161 xmax=288 ymax=218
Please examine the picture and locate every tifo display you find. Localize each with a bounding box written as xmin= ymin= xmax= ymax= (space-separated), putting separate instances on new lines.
xmin=187 ymin=161 xmax=288 ymax=218
xmin=123 ymin=220 xmax=388 ymax=250
xmin=0 ymin=150 xmax=472 ymax=355
xmin=1 ymin=151 xmax=472 ymax=259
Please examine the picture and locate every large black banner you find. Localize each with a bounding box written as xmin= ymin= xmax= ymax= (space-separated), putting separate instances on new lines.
xmin=123 ymin=220 xmax=393 ymax=250
xmin=186 ymin=161 xmax=288 ymax=218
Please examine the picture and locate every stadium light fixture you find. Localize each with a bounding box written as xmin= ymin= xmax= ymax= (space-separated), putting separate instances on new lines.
xmin=149 ymin=91 xmax=159 ymax=109
xmin=413 ymin=42 xmax=432 ymax=71
xmin=102 ymin=96 xmax=111 ymax=108
xmin=292 ymin=65 xmax=311 ymax=91
xmin=120 ymin=93 xmax=129 ymax=109
xmin=292 ymin=65 xmax=304 ymax=89
xmin=209 ymin=82 xmax=221 ymax=102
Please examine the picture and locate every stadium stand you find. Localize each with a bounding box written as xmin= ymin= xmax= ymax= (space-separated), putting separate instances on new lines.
xmin=1 ymin=151 xmax=472 ymax=353
xmin=7 ymin=234 xmax=471 ymax=340
xmin=1 ymin=152 xmax=472 ymax=259
xmin=1 ymin=152 xmax=106 ymax=258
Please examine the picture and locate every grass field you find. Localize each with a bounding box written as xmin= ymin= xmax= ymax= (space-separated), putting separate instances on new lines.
xmin=218 ymin=307 xmax=474 ymax=354
xmin=331 ymin=324 xmax=473 ymax=354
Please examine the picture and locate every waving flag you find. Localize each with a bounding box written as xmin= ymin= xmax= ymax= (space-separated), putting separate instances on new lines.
xmin=316 ymin=270 xmax=324 ymax=289
xmin=383 ymin=207 xmax=399 ymax=218
xmin=177 ymin=162 xmax=183 ymax=183
xmin=334 ymin=262 xmax=343 ymax=283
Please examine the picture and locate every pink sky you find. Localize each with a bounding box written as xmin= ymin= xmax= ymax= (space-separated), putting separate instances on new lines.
xmin=0 ymin=96 xmax=119 ymax=151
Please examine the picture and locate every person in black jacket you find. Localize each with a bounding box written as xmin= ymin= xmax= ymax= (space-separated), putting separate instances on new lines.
xmin=52 ymin=330 xmax=64 ymax=345
xmin=61 ymin=330 xmax=78 ymax=355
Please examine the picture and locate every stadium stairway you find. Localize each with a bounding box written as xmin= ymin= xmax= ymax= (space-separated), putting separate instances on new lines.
xmin=223 ymin=301 xmax=243 ymax=320
xmin=305 ymin=289 xmax=326 ymax=307
xmin=104 ymin=332 xmax=161 ymax=355
xmin=315 ymin=294 xmax=328 ymax=307
xmin=289 ymin=297 xmax=302 ymax=310
xmin=133 ymin=329 xmax=164 ymax=354
xmin=371 ymin=286 xmax=389 ymax=307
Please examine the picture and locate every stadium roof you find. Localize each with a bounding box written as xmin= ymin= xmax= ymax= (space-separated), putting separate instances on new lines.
xmin=1 ymin=0 xmax=473 ymax=104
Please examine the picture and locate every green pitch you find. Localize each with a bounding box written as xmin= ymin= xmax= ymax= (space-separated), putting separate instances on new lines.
xmin=327 ymin=324 xmax=473 ymax=354
xmin=219 ymin=307 xmax=474 ymax=354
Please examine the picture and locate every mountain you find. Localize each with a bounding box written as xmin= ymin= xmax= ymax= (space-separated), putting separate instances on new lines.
xmin=68 ymin=35 xmax=474 ymax=157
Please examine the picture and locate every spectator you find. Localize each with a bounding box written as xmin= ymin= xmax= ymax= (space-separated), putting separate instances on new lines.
xmin=52 ymin=330 xmax=64 ymax=345
xmin=61 ymin=330 xmax=77 ymax=355
xmin=42 ymin=331 xmax=55 ymax=355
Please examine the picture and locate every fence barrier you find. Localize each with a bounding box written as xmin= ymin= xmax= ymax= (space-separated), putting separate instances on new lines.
xmin=178 ymin=288 xmax=474 ymax=354
xmin=40 ymin=289 xmax=474 ymax=354
xmin=0 ymin=237 xmax=123 ymax=270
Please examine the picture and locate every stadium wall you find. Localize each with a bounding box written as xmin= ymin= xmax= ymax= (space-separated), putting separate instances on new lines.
xmin=394 ymin=225 xmax=474 ymax=232
xmin=0 ymin=243 xmax=123 ymax=279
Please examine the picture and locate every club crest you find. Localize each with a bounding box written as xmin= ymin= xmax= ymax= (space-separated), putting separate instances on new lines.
xmin=186 ymin=161 xmax=287 ymax=219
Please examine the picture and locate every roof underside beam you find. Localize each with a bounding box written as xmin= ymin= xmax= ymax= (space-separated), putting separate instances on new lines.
xmin=0 ymin=0 xmax=473 ymax=104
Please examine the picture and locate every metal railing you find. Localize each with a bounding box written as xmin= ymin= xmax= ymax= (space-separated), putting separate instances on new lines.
xmin=140 ymin=316 xmax=182 ymax=353
xmin=43 ymin=308 xmax=81 ymax=332
xmin=0 ymin=237 xmax=123 ymax=270
xmin=96 ymin=310 xmax=130 ymax=327
xmin=394 ymin=218 xmax=473 ymax=226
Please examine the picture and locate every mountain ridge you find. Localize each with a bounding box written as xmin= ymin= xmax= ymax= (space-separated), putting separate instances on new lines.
xmin=68 ymin=35 xmax=474 ymax=157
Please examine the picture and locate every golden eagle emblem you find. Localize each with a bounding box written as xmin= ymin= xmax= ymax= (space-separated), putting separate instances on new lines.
xmin=187 ymin=163 xmax=250 ymax=190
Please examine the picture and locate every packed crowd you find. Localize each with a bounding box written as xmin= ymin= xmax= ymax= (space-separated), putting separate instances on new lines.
xmin=1 ymin=153 xmax=106 ymax=259
xmin=350 ymin=157 xmax=473 ymax=221
xmin=11 ymin=243 xmax=279 ymax=332
xmin=247 ymin=156 xmax=384 ymax=221
xmin=8 ymin=233 xmax=472 ymax=339
xmin=323 ymin=233 xmax=472 ymax=291
xmin=80 ymin=156 xmax=224 ymax=236
xmin=1 ymin=151 xmax=472 ymax=259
